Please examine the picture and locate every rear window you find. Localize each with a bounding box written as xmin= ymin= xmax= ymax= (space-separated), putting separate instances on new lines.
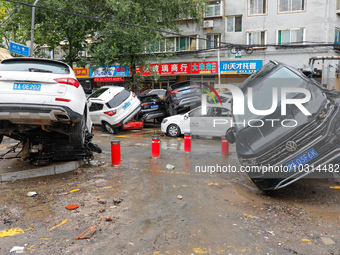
xmin=88 ymin=88 xmax=109 ymax=99
xmin=106 ymin=89 xmax=131 ymax=108
xmin=0 ymin=59 xmax=70 ymax=74
xmin=139 ymin=94 xmax=160 ymax=103
xmin=169 ymin=81 xmax=191 ymax=91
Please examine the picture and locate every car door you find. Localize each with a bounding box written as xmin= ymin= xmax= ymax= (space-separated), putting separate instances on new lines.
xmin=206 ymin=107 xmax=232 ymax=137
xmin=89 ymin=102 xmax=104 ymax=125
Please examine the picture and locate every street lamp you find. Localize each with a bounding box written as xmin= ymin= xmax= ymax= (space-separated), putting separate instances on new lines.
xmin=29 ymin=0 xmax=39 ymax=57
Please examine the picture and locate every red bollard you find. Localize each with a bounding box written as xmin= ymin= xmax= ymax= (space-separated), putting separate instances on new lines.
xmin=184 ymin=133 xmax=191 ymax=152
xmin=111 ymin=140 xmax=121 ymax=166
xmin=152 ymin=135 xmax=160 ymax=158
xmin=221 ymin=137 xmax=229 ymax=156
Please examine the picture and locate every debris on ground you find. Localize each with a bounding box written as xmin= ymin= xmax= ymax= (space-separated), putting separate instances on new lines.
xmin=75 ymin=226 xmax=96 ymax=240
xmin=65 ymin=204 xmax=79 ymax=210
xmin=9 ymin=246 xmax=24 ymax=253
xmin=177 ymin=195 xmax=183 ymax=200
xmin=166 ymin=164 xmax=175 ymax=170
xmin=113 ymin=198 xmax=123 ymax=205
xmin=26 ymin=192 xmax=37 ymax=197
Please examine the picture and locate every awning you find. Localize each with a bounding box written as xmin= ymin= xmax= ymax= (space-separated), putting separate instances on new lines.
xmin=0 ymin=47 xmax=13 ymax=61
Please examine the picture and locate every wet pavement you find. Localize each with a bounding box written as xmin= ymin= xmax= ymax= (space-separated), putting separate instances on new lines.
xmin=0 ymin=122 xmax=339 ymax=254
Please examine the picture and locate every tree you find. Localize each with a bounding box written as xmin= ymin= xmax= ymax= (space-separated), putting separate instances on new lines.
xmin=1 ymin=0 xmax=105 ymax=67
xmin=88 ymin=0 xmax=206 ymax=90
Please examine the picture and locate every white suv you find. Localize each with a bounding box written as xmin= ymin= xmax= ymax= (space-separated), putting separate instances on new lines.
xmin=0 ymin=58 xmax=98 ymax=164
xmin=88 ymin=86 xmax=141 ymax=133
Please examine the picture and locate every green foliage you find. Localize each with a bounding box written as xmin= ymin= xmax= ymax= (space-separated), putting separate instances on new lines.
xmin=89 ymin=0 xmax=206 ymax=88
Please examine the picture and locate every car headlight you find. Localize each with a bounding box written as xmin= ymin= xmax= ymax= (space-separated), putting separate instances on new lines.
xmin=239 ymin=157 xmax=258 ymax=166
xmin=162 ymin=119 xmax=168 ymax=124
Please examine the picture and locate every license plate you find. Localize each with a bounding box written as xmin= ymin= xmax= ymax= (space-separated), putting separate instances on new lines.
xmin=13 ymin=83 xmax=41 ymax=91
xmin=182 ymin=89 xmax=190 ymax=94
xmin=122 ymin=102 xmax=131 ymax=110
xmin=286 ymin=148 xmax=319 ymax=172
xmin=151 ymin=105 xmax=159 ymax=109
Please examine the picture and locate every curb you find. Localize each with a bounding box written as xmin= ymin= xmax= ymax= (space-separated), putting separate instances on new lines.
xmin=0 ymin=160 xmax=83 ymax=182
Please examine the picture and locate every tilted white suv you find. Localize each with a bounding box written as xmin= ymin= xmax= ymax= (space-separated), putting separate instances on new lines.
xmin=88 ymin=86 xmax=141 ymax=134
xmin=0 ymin=58 xmax=99 ymax=165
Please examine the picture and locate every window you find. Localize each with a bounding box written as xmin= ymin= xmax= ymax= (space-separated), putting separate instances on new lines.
xmin=206 ymin=1 xmax=221 ymax=17
xmin=146 ymin=38 xmax=175 ymax=53
xmin=279 ymin=0 xmax=305 ymax=13
xmin=227 ymin=16 xmax=242 ymax=32
xmin=89 ymin=103 xmax=104 ymax=112
xmin=247 ymin=31 xmax=266 ymax=45
xmin=278 ymin=28 xmax=304 ymax=44
xmin=175 ymin=36 xmax=197 ymax=51
xmin=206 ymin=34 xmax=220 ymax=49
xmin=249 ymin=0 xmax=267 ymax=15
xmin=335 ymin=28 xmax=340 ymax=44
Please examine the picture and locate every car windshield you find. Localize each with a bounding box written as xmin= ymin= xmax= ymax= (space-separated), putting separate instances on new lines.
xmin=207 ymin=95 xmax=231 ymax=104
xmin=139 ymin=95 xmax=160 ymax=103
xmin=88 ymin=88 xmax=109 ymax=99
xmin=106 ymin=89 xmax=131 ymax=108
xmin=170 ymin=81 xmax=191 ymax=91
xmin=0 ymin=59 xmax=70 ymax=74
xmin=234 ymin=63 xmax=325 ymax=131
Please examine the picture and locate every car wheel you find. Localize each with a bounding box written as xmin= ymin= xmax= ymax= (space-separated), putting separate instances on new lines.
xmin=167 ymin=124 xmax=180 ymax=137
xmin=69 ymin=117 xmax=86 ymax=149
xmin=103 ymin=122 xmax=115 ymax=134
xmin=156 ymin=117 xmax=163 ymax=123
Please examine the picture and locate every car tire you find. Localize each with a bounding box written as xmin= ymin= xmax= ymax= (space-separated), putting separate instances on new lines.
xmin=69 ymin=117 xmax=86 ymax=149
xmin=167 ymin=124 xmax=180 ymax=137
xmin=103 ymin=122 xmax=115 ymax=134
xmin=156 ymin=117 xmax=163 ymax=123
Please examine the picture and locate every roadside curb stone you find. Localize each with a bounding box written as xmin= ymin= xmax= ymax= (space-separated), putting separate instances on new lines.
xmin=0 ymin=160 xmax=83 ymax=182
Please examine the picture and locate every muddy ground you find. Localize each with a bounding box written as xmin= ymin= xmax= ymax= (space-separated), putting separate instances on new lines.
xmin=0 ymin=122 xmax=339 ymax=255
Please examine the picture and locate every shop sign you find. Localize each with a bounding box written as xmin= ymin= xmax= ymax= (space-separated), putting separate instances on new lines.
xmin=136 ymin=63 xmax=191 ymax=76
xmin=191 ymin=62 xmax=217 ymax=74
xmin=94 ymin=77 xmax=125 ymax=82
xmin=220 ymin=60 xmax=262 ymax=74
xmin=89 ymin=66 xmax=130 ymax=77
xmin=73 ymin=67 xmax=89 ymax=78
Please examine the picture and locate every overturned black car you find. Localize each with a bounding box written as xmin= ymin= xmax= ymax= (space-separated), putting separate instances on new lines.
xmin=226 ymin=60 xmax=340 ymax=191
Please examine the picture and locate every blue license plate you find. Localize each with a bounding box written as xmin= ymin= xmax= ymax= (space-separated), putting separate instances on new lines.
xmin=122 ymin=102 xmax=131 ymax=110
xmin=13 ymin=83 xmax=41 ymax=91
xmin=151 ymin=105 xmax=159 ymax=109
xmin=286 ymin=148 xmax=319 ymax=172
xmin=182 ymin=89 xmax=191 ymax=94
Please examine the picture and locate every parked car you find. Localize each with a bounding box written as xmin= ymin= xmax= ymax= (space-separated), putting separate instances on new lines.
xmin=161 ymin=105 xmax=232 ymax=137
xmin=137 ymin=94 xmax=166 ymax=122
xmin=225 ymin=60 xmax=340 ymax=191
xmin=139 ymin=89 xmax=166 ymax=99
xmin=164 ymin=81 xmax=202 ymax=116
xmin=88 ymin=86 xmax=141 ymax=134
xmin=207 ymin=91 xmax=232 ymax=110
xmin=0 ymin=58 xmax=99 ymax=165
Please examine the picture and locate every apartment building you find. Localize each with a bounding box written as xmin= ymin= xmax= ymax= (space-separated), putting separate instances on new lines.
xmin=137 ymin=0 xmax=340 ymax=90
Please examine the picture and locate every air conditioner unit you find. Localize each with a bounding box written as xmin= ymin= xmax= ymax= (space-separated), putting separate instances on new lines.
xmin=203 ymin=20 xmax=214 ymax=28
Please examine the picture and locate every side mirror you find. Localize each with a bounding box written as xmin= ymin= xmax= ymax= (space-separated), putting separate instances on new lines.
xmin=225 ymin=128 xmax=236 ymax=144
xmin=184 ymin=114 xmax=188 ymax=120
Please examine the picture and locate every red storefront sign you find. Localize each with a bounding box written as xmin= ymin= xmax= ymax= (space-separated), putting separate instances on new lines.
xmin=136 ymin=63 xmax=191 ymax=76
xmin=73 ymin=67 xmax=89 ymax=78
xmin=94 ymin=77 xmax=125 ymax=82
xmin=191 ymin=62 xmax=217 ymax=74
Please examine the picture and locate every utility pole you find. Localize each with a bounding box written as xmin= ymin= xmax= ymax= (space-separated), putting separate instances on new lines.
xmin=29 ymin=0 xmax=39 ymax=57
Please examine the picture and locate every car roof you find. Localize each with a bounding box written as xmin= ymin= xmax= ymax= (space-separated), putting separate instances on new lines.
xmin=1 ymin=57 xmax=71 ymax=68
xmin=88 ymin=86 xmax=125 ymax=101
